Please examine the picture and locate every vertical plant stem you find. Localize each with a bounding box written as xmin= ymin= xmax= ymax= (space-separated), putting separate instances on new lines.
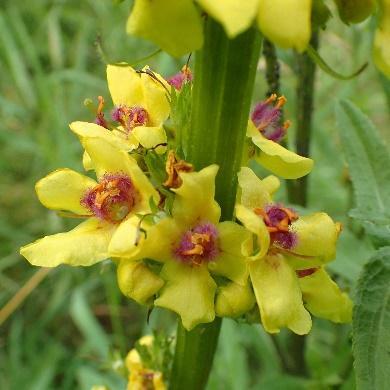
xmin=287 ymin=32 xmax=319 ymax=207
xmin=263 ymin=39 xmax=280 ymax=97
xmin=187 ymin=19 xmax=262 ymax=219
xmin=285 ymin=32 xmax=319 ymax=377
xmin=170 ymin=19 xmax=262 ymax=389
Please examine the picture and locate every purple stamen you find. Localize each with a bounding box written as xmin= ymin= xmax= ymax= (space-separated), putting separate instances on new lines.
xmin=111 ymin=105 xmax=149 ymax=132
xmin=167 ymin=67 xmax=193 ymax=90
xmin=174 ymin=222 xmax=219 ymax=265
xmin=81 ymin=172 xmax=137 ymax=223
xmin=251 ymin=95 xmax=288 ymax=143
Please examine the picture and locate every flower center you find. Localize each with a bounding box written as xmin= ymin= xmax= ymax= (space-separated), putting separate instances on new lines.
xmin=81 ymin=173 xmax=138 ymax=223
xmin=254 ymin=204 xmax=298 ymax=249
xmin=140 ymin=370 xmax=155 ymax=390
xmin=174 ymin=222 xmax=219 ymax=266
xmin=112 ymin=105 xmax=149 ymax=133
xmin=167 ymin=65 xmax=193 ymax=90
xmin=251 ymin=94 xmax=290 ymax=143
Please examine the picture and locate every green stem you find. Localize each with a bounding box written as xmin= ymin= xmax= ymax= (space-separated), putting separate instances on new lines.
xmin=285 ymin=32 xmax=319 ymax=377
xmin=287 ymin=32 xmax=319 ymax=207
xmin=187 ymin=19 xmax=262 ymax=219
xmin=170 ymin=19 xmax=262 ymax=389
xmin=263 ymin=39 xmax=280 ymax=97
xmin=169 ymin=319 xmax=222 ymax=390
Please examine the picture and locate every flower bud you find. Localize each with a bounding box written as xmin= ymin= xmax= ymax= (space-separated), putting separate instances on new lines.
xmin=215 ymin=282 xmax=255 ymax=318
xmin=117 ymin=260 xmax=164 ymax=305
xmin=257 ymin=0 xmax=312 ymax=52
xmin=334 ymin=0 xmax=376 ymax=24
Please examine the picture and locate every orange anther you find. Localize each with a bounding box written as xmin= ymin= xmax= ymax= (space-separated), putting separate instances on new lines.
xmin=265 ymin=93 xmax=278 ymax=105
xmin=276 ymin=95 xmax=287 ymax=109
xmin=283 ymin=120 xmax=291 ymax=129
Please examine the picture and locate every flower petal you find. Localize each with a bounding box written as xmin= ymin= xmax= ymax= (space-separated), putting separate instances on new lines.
xmin=238 ymin=167 xmax=278 ymax=209
xmin=172 ymin=165 xmax=221 ymax=226
xmin=235 ymin=204 xmax=270 ymax=260
xmin=70 ymin=121 xmax=135 ymax=151
xmin=117 ymin=259 xmax=164 ymax=305
xmin=83 ymin=151 xmax=94 ymax=171
xmin=251 ymin=131 xmax=313 ymax=179
xmin=140 ymin=67 xmax=170 ymax=126
xmin=374 ymin=0 xmax=390 ymax=74
xmin=290 ymin=213 xmax=339 ymax=262
xmin=127 ymin=0 xmax=204 ymax=58
xmin=106 ymin=64 xmax=144 ymax=107
xmin=207 ymin=221 xmax=250 ymax=285
xmin=132 ymin=126 xmax=167 ymax=154
xmin=109 ymin=216 xmax=181 ymax=262
xmin=298 ymin=268 xmax=353 ymax=323
xmin=154 ymin=261 xmax=216 ymax=330
xmin=197 ymin=0 xmax=260 ymax=37
xmin=250 ymin=254 xmax=312 ymax=334
xmin=20 ymin=218 xmax=115 ymax=267
xmin=82 ymin=137 xmax=158 ymax=212
xmin=215 ymin=281 xmax=255 ymax=318
xmin=374 ymin=27 xmax=390 ymax=78
xmin=208 ymin=252 xmax=248 ymax=286
xmin=218 ymin=221 xmax=253 ymax=257
xmin=257 ymin=0 xmax=311 ymax=52
xmin=35 ymin=168 xmax=96 ymax=214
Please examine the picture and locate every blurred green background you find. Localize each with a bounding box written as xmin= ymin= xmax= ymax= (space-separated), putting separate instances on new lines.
xmin=0 ymin=1 xmax=389 ymax=389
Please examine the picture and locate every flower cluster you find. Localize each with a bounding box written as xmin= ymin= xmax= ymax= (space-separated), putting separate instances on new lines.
xmin=20 ymin=62 xmax=352 ymax=334
xmin=125 ymin=336 xmax=168 ymax=390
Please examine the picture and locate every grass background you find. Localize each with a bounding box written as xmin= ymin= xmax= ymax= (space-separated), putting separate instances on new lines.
xmin=0 ymin=0 xmax=389 ymax=389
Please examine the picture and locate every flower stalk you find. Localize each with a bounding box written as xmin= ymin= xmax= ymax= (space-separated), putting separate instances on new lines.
xmin=287 ymin=32 xmax=319 ymax=207
xmin=170 ymin=18 xmax=262 ymax=389
xmin=285 ymin=32 xmax=320 ymax=376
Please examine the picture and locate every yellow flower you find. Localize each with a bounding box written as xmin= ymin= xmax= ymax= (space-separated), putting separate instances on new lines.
xmin=71 ymin=64 xmax=170 ymax=170
xmin=374 ymin=0 xmax=390 ymax=77
xmin=236 ymin=167 xmax=352 ymax=334
xmin=110 ymin=165 xmax=252 ymax=330
xmin=127 ymin=0 xmax=312 ymax=57
xmin=20 ymin=137 xmax=158 ymax=267
xmin=126 ymin=336 xmax=166 ymax=390
xmin=248 ymin=94 xmax=313 ymax=179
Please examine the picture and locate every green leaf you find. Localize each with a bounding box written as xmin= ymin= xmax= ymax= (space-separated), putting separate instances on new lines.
xmin=352 ymin=247 xmax=390 ymax=390
xmin=70 ymin=288 xmax=110 ymax=359
xmin=336 ymin=99 xmax=390 ymax=246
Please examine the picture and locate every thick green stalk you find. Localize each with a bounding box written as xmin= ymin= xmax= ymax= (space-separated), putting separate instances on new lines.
xmin=170 ymin=19 xmax=262 ymax=389
xmin=187 ymin=19 xmax=262 ymax=219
